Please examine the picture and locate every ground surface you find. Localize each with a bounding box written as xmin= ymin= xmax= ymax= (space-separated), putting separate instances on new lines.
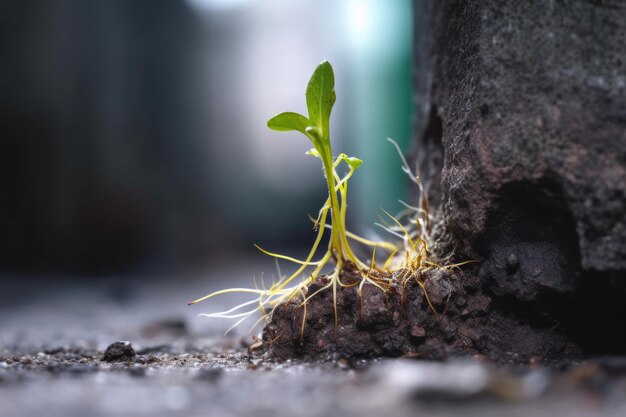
xmin=2 ymin=259 xmax=626 ymax=417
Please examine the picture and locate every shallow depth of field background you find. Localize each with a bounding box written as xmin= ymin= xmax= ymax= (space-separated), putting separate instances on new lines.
xmin=0 ymin=0 xmax=412 ymax=289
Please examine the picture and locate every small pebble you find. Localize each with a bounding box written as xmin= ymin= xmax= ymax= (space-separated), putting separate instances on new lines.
xmin=103 ymin=341 xmax=136 ymax=362
xmin=337 ymin=357 xmax=352 ymax=369
xmin=505 ymin=253 xmax=519 ymax=274
xmin=410 ymin=325 xmax=427 ymax=339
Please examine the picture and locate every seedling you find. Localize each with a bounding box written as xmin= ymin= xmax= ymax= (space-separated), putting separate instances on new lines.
xmin=190 ymin=61 xmax=392 ymax=330
xmin=189 ymin=61 xmax=468 ymax=339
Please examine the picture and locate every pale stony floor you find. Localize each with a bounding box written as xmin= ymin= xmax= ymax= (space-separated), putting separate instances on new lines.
xmin=1 ymin=258 xmax=626 ymax=417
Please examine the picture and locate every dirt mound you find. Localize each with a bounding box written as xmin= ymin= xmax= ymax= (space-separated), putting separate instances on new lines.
xmin=264 ymin=268 xmax=580 ymax=363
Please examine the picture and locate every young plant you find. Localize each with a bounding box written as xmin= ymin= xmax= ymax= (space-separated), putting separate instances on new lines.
xmin=266 ymin=61 xmax=385 ymax=284
xmin=189 ymin=61 xmax=396 ymax=333
xmin=189 ymin=61 xmax=469 ymax=338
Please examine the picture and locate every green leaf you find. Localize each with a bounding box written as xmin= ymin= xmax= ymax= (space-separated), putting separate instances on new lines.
xmin=305 ymin=60 xmax=335 ymax=138
xmin=267 ymin=112 xmax=311 ymax=134
xmin=345 ymin=156 xmax=363 ymax=169
xmin=336 ymin=153 xmax=363 ymax=170
xmin=305 ymin=148 xmax=320 ymax=158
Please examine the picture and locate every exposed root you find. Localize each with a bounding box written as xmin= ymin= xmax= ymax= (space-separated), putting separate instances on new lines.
xmin=190 ymin=132 xmax=470 ymax=354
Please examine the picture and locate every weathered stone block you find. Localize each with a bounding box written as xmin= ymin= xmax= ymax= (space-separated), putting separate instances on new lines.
xmin=413 ymin=0 xmax=626 ymax=293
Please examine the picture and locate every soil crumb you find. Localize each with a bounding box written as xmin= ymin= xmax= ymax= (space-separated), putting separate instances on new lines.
xmin=103 ymin=341 xmax=136 ymax=362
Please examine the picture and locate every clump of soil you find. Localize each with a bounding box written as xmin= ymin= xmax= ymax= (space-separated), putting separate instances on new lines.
xmin=103 ymin=341 xmax=136 ymax=362
xmin=263 ymin=267 xmax=580 ymax=363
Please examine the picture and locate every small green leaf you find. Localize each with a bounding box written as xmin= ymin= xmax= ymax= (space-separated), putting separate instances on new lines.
xmin=336 ymin=153 xmax=363 ymax=170
xmin=345 ymin=156 xmax=363 ymax=169
xmin=306 ymin=60 xmax=335 ymax=137
xmin=267 ymin=112 xmax=311 ymax=134
xmin=305 ymin=148 xmax=320 ymax=158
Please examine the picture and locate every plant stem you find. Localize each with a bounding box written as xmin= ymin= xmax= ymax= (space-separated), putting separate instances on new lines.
xmin=322 ymin=156 xmax=343 ymax=258
xmin=321 ymin=142 xmax=357 ymax=266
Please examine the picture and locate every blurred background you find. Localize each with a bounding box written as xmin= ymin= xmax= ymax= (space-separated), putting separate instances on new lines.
xmin=0 ymin=0 xmax=413 ymax=282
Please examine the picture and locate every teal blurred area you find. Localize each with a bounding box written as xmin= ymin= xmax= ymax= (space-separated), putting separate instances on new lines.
xmin=340 ymin=0 xmax=413 ymax=227
xmin=0 ymin=0 xmax=413 ymax=277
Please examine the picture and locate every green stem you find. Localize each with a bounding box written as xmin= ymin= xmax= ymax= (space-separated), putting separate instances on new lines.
xmin=322 ymin=155 xmax=343 ymax=258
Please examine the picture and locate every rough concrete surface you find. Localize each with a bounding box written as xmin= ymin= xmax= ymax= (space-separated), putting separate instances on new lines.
xmin=413 ymin=0 xmax=626 ymax=275
xmin=2 ymin=261 xmax=626 ymax=417
xmin=412 ymin=0 xmax=626 ymax=355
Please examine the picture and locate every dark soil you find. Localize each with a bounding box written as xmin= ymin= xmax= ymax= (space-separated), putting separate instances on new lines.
xmin=264 ymin=267 xmax=581 ymax=363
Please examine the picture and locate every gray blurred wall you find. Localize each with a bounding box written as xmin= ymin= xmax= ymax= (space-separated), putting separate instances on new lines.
xmin=0 ymin=0 xmax=215 ymax=273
